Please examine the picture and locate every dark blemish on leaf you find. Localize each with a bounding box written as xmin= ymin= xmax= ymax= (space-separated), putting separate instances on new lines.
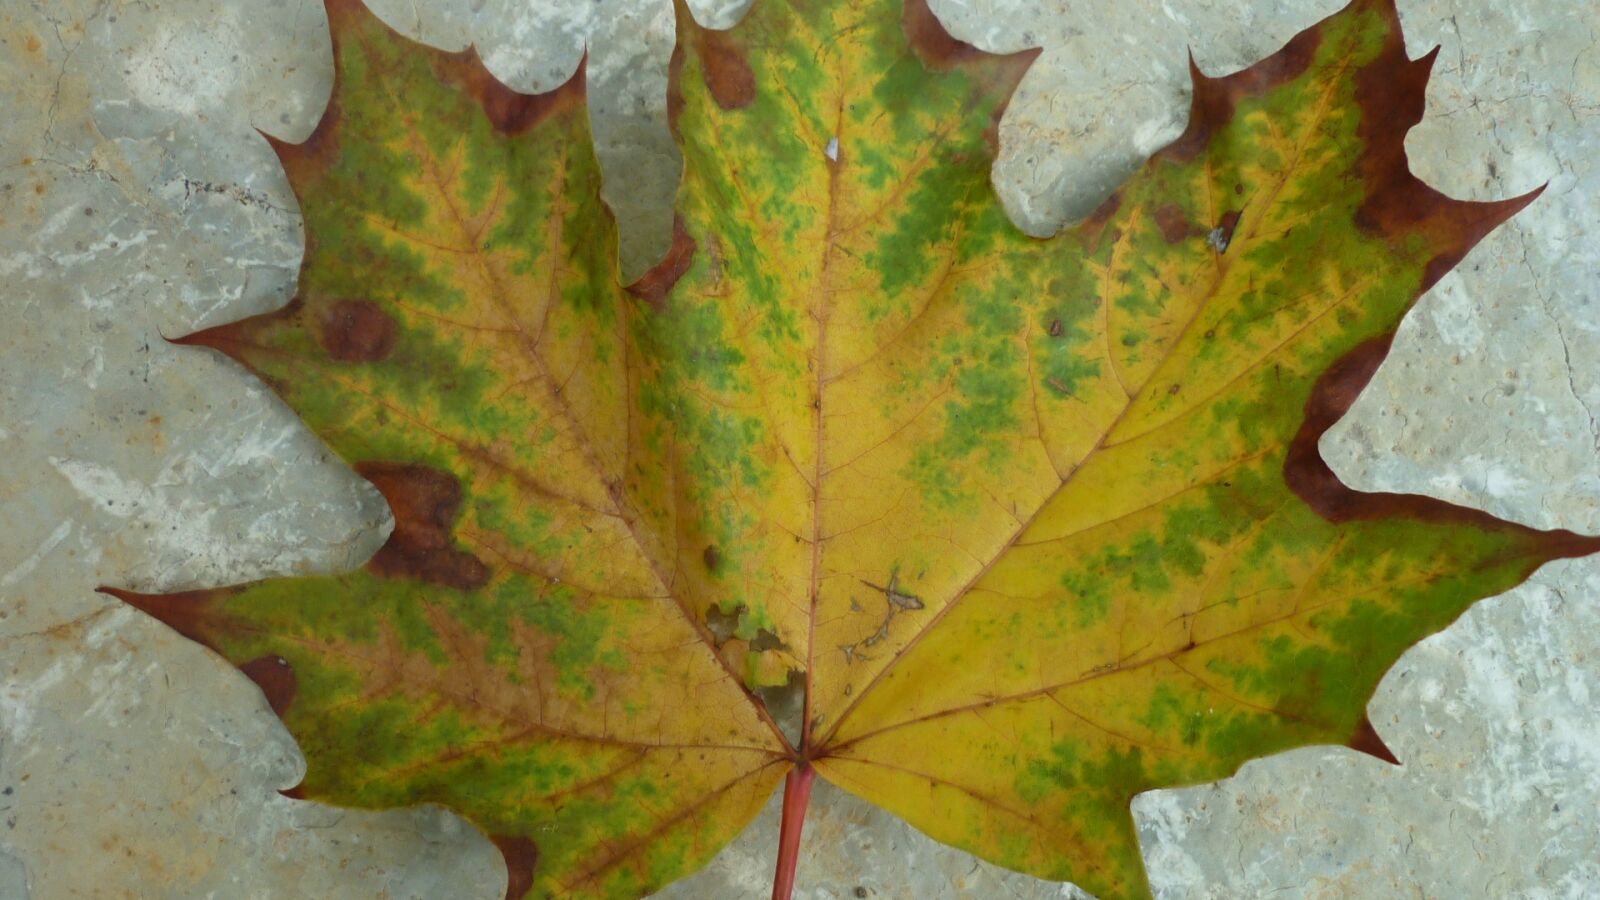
xmin=320 ymin=299 xmax=398 ymax=362
xmin=862 ymin=571 xmax=924 ymax=610
xmin=703 ymin=544 xmax=722 ymax=572
xmin=356 ymin=461 xmax=490 ymax=590
xmin=238 ymin=655 xmax=298 ymax=718
xmin=628 ymin=216 xmax=696 ymax=310
xmin=1048 ymin=318 xmax=1064 ymax=338
xmin=1208 ymin=210 xmax=1242 ymax=253
xmin=841 ymin=570 xmax=926 ymax=664
xmin=750 ymin=629 xmax=790 ymax=653
xmin=690 ymin=24 xmax=755 ymax=110
xmin=855 ymin=888 xmax=869 ymax=898
xmin=1204 ymin=329 xmax=1216 ymax=339
xmin=1234 ymin=183 xmax=1243 ymax=195
xmin=705 ymin=604 xmax=745 ymax=645
xmin=672 ymin=11 xmax=752 ymax=111
xmin=1347 ymin=714 xmax=1400 ymax=766
xmin=1167 ymin=383 xmax=1181 ymax=395
xmin=491 ymin=835 xmax=540 ymax=900
xmin=1154 ymin=204 xmax=1193 ymax=243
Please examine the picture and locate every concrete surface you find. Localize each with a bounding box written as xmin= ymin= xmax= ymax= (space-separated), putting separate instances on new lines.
xmin=1 ymin=0 xmax=1596 ymax=897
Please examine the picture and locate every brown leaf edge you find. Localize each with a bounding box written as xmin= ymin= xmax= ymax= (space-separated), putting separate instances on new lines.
xmin=100 ymin=1 xmax=602 ymax=897
xmin=96 ymin=0 xmax=1600 ymax=897
xmin=1086 ymin=0 xmax=1600 ymax=780
xmin=1199 ymin=0 xmax=1600 ymax=769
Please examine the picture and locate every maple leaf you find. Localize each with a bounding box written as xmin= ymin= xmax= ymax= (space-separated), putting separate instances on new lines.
xmin=103 ymin=0 xmax=1598 ymax=896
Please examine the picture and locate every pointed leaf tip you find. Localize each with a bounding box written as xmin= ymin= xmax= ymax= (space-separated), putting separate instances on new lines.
xmin=1163 ymin=19 xmax=1321 ymax=162
xmin=101 ymin=585 xmax=228 ymax=648
xmin=901 ymin=0 xmax=1038 ymax=149
xmin=106 ymin=587 xmax=297 ymax=718
xmin=1349 ymin=715 xmax=1401 ymax=766
xmin=627 ymin=216 xmax=697 ymax=308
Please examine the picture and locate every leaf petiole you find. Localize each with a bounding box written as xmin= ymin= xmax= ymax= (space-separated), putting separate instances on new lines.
xmin=770 ymin=763 xmax=817 ymax=900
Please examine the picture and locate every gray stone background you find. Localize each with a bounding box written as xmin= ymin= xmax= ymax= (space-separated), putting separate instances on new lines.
xmin=1 ymin=0 xmax=1597 ymax=896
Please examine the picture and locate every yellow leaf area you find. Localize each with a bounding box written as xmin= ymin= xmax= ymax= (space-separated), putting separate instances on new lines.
xmin=109 ymin=0 xmax=1598 ymax=897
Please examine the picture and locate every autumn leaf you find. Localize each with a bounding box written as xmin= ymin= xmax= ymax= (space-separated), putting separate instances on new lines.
xmin=103 ymin=0 xmax=1597 ymax=896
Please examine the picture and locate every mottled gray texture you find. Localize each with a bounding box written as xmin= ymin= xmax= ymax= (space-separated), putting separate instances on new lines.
xmin=1 ymin=0 xmax=1597 ymax=897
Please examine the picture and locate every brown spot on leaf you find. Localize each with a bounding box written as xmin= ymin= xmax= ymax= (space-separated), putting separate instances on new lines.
xmin=1285 ymin=336 xmax=1600 ymax=558
xmin=627 ymin=216 xmax=696 ymax=309
xmin=238 ymin=655 xmax=298 ymax=717
xmin=356 ymin=461 xmax=490 ymax=590
xmin=705 ymin=604 xmax=745 ymax=645
xmin=1154 ymin=204 xmax=1194 ymax=243
xmin=320 ymin=299 xmax=398 ymax=362
xmin=668 ymin=0 xmax=756 ymax=117
xmin=1347 ymin=714 xmax=1400 ymax=766
xmin=691 ymin=25 xmax=755 ymax=110
xmin=750 ymin=629 xmax=790 ymax=653
xmin=492 ymin=835 xmax=540 ymax=900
